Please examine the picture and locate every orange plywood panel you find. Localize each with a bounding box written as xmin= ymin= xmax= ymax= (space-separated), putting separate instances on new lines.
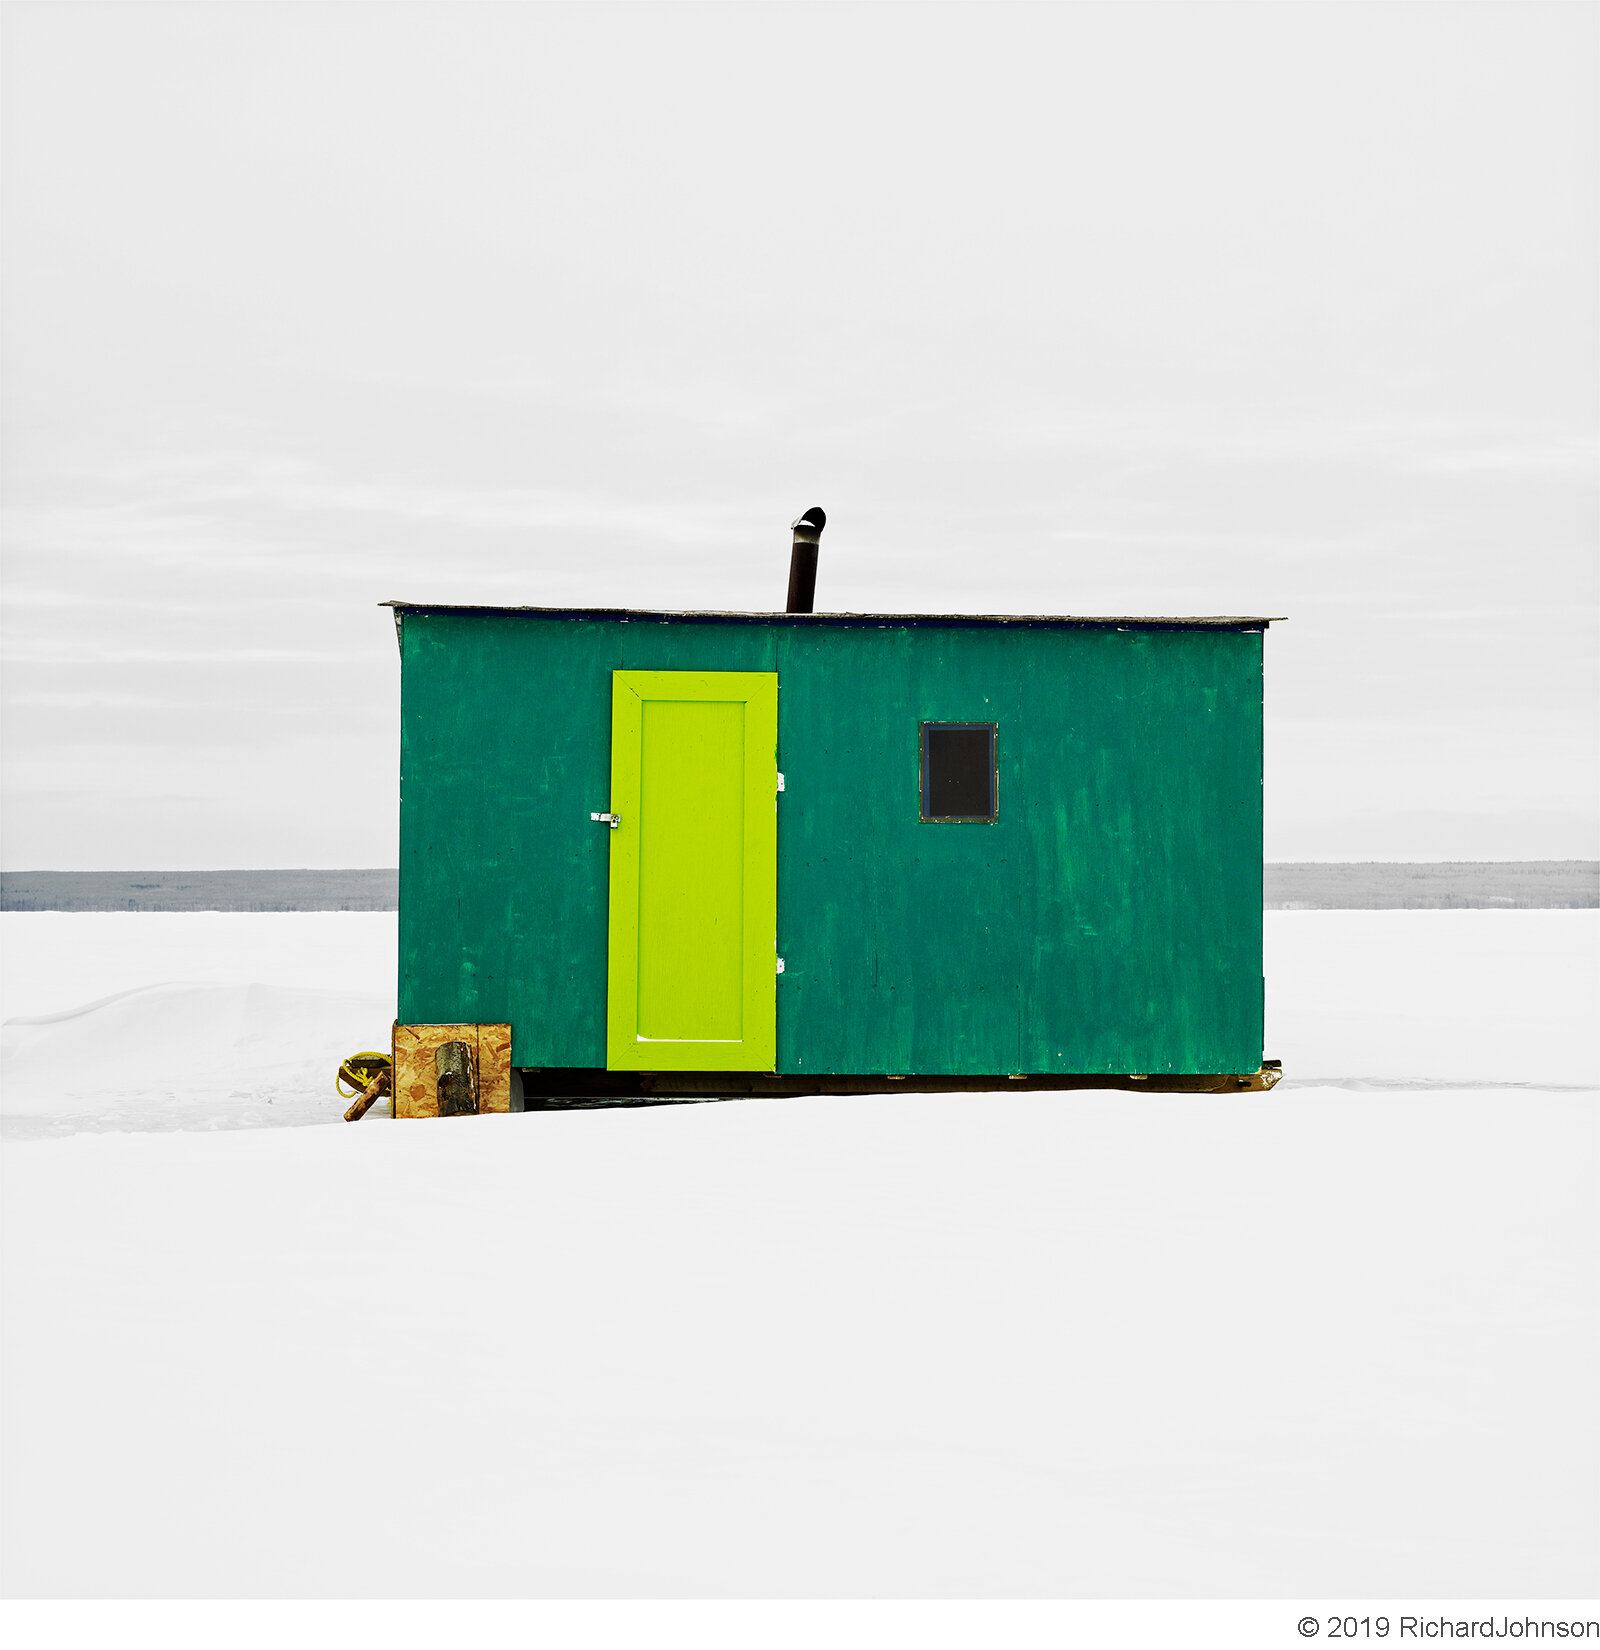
xmin=391 ymin=1023 xmax=514 ymax=1118
xmin=475 ymin=1023 xmax=513 ymax=1113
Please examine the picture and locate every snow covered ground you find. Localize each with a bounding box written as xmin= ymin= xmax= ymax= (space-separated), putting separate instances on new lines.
xmin=0 ymin=913 xmax=397 ymax=1138
xmin=2 ymin=911 xmax=1594 ymax=1140
xmin=1 ymin=912 xmax=1596 ymax=1595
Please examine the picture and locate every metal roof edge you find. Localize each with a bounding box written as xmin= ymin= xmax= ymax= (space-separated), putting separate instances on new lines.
xmin=380 ymin=601 xmax=1284 ymax=629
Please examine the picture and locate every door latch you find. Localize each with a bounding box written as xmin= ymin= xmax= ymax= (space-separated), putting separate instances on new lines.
xmin=590 ymin=812 xmax=621 ymax=829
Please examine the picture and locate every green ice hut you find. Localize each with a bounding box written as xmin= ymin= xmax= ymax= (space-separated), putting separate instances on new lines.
xmin=388 ymin=511 xmax=1279 ymax=1112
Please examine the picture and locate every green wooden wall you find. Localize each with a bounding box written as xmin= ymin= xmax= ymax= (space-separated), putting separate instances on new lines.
xmin=397 ymin=612 xmax=1264 ymax=1076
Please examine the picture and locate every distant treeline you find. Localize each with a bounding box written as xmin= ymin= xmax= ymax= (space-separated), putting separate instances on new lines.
xmin=1263 ymin=861 xmax=1597 ymax=909
xmin=3 ymin=862 xmax=1596 ymax=912
xmin=0 ymin=869 xmax=399 ymax=912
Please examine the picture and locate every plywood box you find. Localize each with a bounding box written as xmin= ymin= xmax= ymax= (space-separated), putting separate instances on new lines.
xmin=392 ymin=1022 xmax=513 ymax=1118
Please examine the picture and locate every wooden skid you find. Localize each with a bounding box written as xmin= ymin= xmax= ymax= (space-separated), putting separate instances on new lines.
xmin=392 ymin=1023 xmax=513 ymax=1118
xmin=518 ymin=1061 xmax=1283 ymax=1107
xmin=343 ymin=1071 xmax=391 ymax=1122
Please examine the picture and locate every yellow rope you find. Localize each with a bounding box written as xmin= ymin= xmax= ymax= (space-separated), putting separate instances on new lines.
xmin=336 ymin=1052 xmax=391 ymax=1098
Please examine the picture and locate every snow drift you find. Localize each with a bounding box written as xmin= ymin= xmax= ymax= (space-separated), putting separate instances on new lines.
xmin=2 ymin=981 xmax=391 ymax=1136
xmin=0 ymin=911 xmax=395 ymax=1137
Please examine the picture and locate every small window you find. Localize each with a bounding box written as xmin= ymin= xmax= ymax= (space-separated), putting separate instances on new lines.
xmin=921 ymin=722 xmax=997 ymax=821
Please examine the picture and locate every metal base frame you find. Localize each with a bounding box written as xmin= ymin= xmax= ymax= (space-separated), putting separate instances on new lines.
xmin=517 ymin=1061 xmax=1282 ymax=1109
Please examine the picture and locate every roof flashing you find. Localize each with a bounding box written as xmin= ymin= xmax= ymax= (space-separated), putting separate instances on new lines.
xmin=381 ymin=601 xmax=1282 ymax=629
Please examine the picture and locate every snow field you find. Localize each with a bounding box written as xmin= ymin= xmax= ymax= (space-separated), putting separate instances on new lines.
xmin=1264 ymin=911 xmax=1597 ymax=1087
xmin=1 ymin=910 xmax=1596 ymax=1595
xmin=4 ymin=1086 xmax=1595 ymax=1595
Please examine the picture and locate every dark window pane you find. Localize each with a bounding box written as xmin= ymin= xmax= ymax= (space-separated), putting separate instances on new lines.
xmin=923 ymin=725 xmax=995 ymax=819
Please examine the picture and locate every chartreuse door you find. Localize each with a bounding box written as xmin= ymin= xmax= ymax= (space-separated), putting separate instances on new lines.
xmin=605 ymin=671 xmax=778 ymax=1072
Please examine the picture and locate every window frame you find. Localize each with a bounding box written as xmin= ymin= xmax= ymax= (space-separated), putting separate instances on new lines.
xmin=919 ymin=720 xmax=999 ymax=823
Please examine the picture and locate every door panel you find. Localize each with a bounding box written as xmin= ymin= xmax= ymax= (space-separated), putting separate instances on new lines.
xmin=606 ymin=671 xmax=777 ymax=1071
xmin=637 ymin=699 xmax=745 ymax=1041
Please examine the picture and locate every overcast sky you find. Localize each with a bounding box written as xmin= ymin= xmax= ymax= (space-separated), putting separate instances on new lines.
xmin=2 ymin=2 xmax=1595 ymax=868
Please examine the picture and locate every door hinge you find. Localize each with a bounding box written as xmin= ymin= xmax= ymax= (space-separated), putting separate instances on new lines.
xmin=590 ymin=812 xmax=621 ymax=829
xmin=776 ymin=956 xmax=786 ymax=974
xmin=776 ymin=772 xmax=785 ymax=792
